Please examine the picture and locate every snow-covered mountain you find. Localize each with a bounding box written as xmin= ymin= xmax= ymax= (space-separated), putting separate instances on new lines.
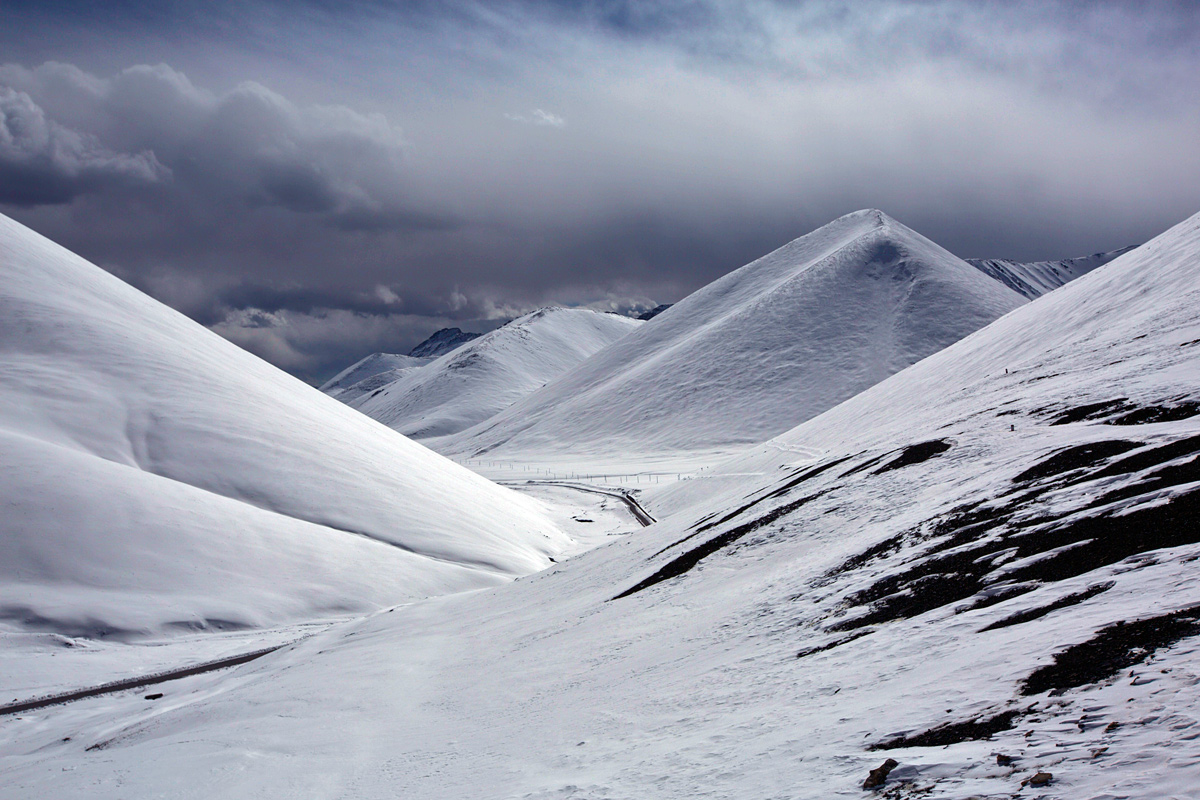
xmin=319 ymin=352 xmax=431 ymax=403
xmin=0 ymin=213 xmax=568 ymax=636
xmin=966 ymin=246 xmax=1136 ymax=299
xmin=408 ymin=327 xmax=482 ymax=358
xmin=11 ymin=210 xmax=1198 ymax=799
xmin=348 ymin=307 xmax=641 ymax=441
xmin=446 ymin=210 xmax=1026 ymax=462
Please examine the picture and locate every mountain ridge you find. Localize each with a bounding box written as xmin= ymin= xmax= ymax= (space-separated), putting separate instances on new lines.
xmin=445 ymin=209 xmax=1028 ymax=461
xmin=349 ymin=306 xmax=641 ymax=441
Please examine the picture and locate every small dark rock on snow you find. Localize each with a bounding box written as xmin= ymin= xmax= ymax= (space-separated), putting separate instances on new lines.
xmin=863 ymin=758 xmax=899 ymax=789
xmin=1024 ymin=771 xmax=1053 ymax=787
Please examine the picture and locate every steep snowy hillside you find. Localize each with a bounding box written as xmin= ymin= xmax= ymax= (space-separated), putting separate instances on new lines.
xmin=447 ymin=210 xmax=1026 ymax=462
xmin=319 ymin=352 xmax=430 ymax=403
xmin=967 ymin=245 xmax=1136 ymax=298
xmin=8 ymin=211 xmax=1198 ymax=799
xmin=408 ymin=327 xmax=482 ymax=358
xmin=0 ymin=213 xmax=568 ymax=636
xmin=350 ymin=307 xmax=641 ymax=441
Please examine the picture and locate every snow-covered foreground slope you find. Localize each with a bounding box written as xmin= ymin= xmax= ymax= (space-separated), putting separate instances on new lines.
xmin=349 ymin=307 xmax=641 ymax=441
xmin=445 ymin=210 xmax=1025 ymax=463
xmin=319 ymin=352 xmax=431 ymax=403
xmin=967 ymin=245 xmax=1136 ymax=299
xmin=8 ymin=212 xmax=1199 ymax=798
xmin=0 ymin=213 xmax=568 ymax=636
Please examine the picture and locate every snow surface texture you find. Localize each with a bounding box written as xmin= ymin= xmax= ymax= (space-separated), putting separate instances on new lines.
xmin=7 ymin=212 xmax=1199 ymax=798
xmin=319 ymin=352 xmax=431 ymax=403
xmin=445 ymin=210 xmax=1026 ymax=462
xmin=408 ymin=327 xmax=482 ymax=358
xmin=0 ymin=213 xmax=568 ymax=636
xmin=349 ymin=307 xmax=641 ymax=441
xmin=967 ymin=245 xmax=1137 ymax=299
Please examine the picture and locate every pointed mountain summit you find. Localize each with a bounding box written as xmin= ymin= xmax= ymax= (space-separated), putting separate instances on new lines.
xmin=0 ymin=213 xmax=568 ymax=635
xmin=348 ymin=307 xmax=641 ymax=442
xmin=447 ymin=210 xmax=1027 ymax=461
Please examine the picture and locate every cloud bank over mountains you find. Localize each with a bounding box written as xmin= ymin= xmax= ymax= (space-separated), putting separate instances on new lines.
xmin=1 ymin=1 xmax=1198 ymax=379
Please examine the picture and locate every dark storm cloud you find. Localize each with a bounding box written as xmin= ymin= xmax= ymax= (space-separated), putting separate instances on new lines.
xmin=1 ymin=1 xmax=1198 ymax=381
xmin=0 ymin=87 xmax=167 ymax=205
xmin=175 ymin=280 xmax=491 ymax=327
xmin=0 ymin=62 xmax=448 ymax=232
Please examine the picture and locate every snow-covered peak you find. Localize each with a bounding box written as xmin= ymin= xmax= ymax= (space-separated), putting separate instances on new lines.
xmin=446 ymin=210 xmax=1027 ymax=461
xmin=348 ymin=306 xmax=641 ymax=441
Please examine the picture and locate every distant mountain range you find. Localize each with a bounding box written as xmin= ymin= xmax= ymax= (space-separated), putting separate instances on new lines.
xmin=967 ymin=245 xmax=1136 ymax=298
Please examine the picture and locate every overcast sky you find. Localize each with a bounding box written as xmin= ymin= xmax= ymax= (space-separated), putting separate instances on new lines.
xmin=3 ymin=1 xmax=1199 ymax=381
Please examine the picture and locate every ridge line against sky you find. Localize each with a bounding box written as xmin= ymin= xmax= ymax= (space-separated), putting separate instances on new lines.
xmin=2 ymin=0 xmax=1198 ymax=381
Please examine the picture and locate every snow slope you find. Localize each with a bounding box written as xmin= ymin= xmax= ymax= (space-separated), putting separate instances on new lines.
xmin=7 ymin=211 xmax=1198 ymax=799
xmin=319 ymin=352 xmax=430 ymax=403
xmin=967 ymin=245 xmax=1136 ymax=299
xmin=446 ymin=210 xmax=1026 ymax=462
xmin=349 ymin=307 xmax=641 ymax=441
xmin=0 ymin=213 xmax=568 ymax=636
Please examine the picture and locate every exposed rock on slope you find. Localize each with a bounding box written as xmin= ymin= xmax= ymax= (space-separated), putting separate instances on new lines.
xmin=408 ymin=327 xmax=482 ymax=358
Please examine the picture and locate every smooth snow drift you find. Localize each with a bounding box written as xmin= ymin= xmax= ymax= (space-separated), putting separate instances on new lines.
xmin=348 ymin=307 xmax=641 ymax=441
xmin=0 ymin=213 xmax=568 ymax=636
xmin=7 ymin=211 xmax=1198 ymax=799
xmin=445 ymin=210 xmax=1026 ymax=462
xmin=967 ymin=245 xmax=1136 ymax=299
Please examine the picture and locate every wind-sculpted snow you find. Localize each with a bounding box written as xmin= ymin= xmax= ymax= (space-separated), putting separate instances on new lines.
xmin=8 ymin=211 xmax=1199 ymax=798
xmin=0 ymin=213 xmax=568 ymax=636
xmin=349 ymin=307 xmax=641 ymax=441
xmin=447 ymin=210 xmax=1026 ymax=462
